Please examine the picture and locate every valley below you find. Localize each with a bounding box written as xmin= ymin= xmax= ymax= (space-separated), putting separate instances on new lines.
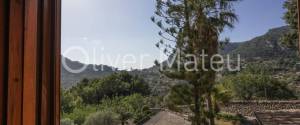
xmin=61 ymin=26 xmax=300 ymax=125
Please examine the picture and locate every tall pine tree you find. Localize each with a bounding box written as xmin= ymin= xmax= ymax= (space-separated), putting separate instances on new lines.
xmin=152 ymin=0 xmax=238 ymax=124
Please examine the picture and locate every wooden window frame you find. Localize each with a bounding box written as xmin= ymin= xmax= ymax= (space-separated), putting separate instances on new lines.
xmin=0 ymin=0 xmax=60 ymax=125
xmin=0 ymin=0 xmax=300 ymax=125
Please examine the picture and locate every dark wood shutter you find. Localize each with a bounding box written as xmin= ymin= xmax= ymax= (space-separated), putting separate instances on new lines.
xmin=0 ymin=0 xmax=61 ymax=125
xmin=0 ymin=0 xmax=9 ymax=124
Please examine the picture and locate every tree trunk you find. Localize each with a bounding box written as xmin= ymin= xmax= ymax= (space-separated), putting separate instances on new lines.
xmin=207 ymin=93 xmax=215 ymax=125
xmin=193 ymin=84 xmax=201 ymax=125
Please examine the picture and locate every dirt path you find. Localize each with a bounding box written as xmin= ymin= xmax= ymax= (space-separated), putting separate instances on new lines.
xmin=143 ymin=111 xmax=191 ymax=125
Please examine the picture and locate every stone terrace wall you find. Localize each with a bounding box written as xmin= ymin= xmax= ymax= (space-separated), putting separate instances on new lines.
xmin=221 ymin=100 xmax=300 ymax=116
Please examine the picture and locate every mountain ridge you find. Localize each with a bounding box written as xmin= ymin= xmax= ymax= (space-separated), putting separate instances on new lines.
xmin=61 ymin=26 xmax=298 ymax=89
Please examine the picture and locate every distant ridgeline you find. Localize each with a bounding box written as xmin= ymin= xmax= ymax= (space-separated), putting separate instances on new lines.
xmin=61 ymin=57 xmax=117 ymax=88
xmin=221 ymin=26 xmax=298 ymax=60
xmin=61 ymin=57 xmax=176 ymax=95
xmin=61 ymin=26 xmax=299 ymax=92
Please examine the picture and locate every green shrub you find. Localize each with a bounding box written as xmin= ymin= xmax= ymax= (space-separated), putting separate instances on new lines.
xmin=99 ymin=94 xmax=153 ymax=124
xmin=83 ymin=111 xmax=120 ymax=125
xmin=216 ymin=112 xmax=243 ymax=121
xmin=64 ymin=106 xmax=97 ymax=125
xmin=61 ymin=90 xmax=83 ymax=114
xmin=61 ymin=118 xmax=75 ymax=125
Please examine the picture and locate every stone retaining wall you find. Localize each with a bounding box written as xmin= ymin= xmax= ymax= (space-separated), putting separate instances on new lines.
xmin=221 ymin=100 xmax=300 ymax=116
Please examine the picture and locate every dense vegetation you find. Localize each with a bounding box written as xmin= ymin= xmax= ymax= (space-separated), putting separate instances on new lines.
xmin=219 ymin=64 xmax=297 ymax=100
xmin=68 ymin=72 xmax=150 ymax=104
xmin=61 ymin=72 xmax=157 ymax=125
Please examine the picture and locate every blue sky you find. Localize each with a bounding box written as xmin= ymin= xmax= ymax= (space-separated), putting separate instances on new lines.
xmin=62 ymin=0 xmax=286 ymax=69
